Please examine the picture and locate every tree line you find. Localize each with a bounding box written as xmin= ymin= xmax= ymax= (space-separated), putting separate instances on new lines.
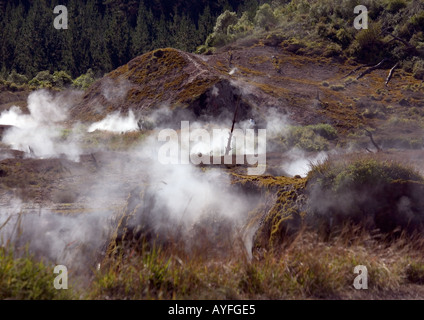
xmin=0 ymin=0 xmax=259 ymax=79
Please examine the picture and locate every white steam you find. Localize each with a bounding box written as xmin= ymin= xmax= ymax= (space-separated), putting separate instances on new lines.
xmin=0 ymin=90 xmax=81 ymax=161
xmin=282 ymin=149 xmax=328 ymax=177
xmin=87 ymin=110 xmax=139 ymax=133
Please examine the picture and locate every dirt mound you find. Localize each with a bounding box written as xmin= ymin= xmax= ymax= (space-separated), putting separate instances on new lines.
xmin=71 ymin=48 xmax=259 ymax=122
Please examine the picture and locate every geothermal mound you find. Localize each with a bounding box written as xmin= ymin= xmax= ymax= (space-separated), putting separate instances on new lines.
xmin=71 ymin=48 xmax=264 ymax=124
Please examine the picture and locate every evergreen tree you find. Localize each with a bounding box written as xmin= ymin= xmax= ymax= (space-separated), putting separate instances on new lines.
xmin=0 ymin=2 xmax=24 ymax=75
xmin=105 ymin=4 xmax=131 ymax=68
xmin=153 ymin=13 xmax=168 ymax=49
xmin=0 ymin=0 xmax=246 ymax=78
xmin=197 ymin=5 xmax=214 ymax=47
xmin=238 ymin=0 xmax=259 ymax=21
xmin=13 ymin=3 xmax=37 ymax=76
xmin=131 ymin=1 xmax=153 ymax=57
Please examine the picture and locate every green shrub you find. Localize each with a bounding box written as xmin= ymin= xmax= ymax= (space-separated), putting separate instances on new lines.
xmin=321 ymin=42 xmax=342 ymax=57
xmin=254 ymin=4 xmax=278 ymax=31
xmin=385 ymin=0 xmax=407 ymax=13
xmin=330 ymin=84 xmax=345 ymax=91
xmin=205 ymin=10 xmax=238 ymax=47
xmin=34 ymin=70 xmax=53 ymax=83
xmin=306 ymin=157 xmax=424 ymax=234
xmin=228 ymin=12 xmax=254 ymax=36
xmin=335 ymin=28 xmax=353 ymax=48
xmin=214 ymin=10 xmax=238 ymax=35
xmin=28 ymin=78 xmax=42 ymax=87
xmin=350 ymin=23 xmax=385 ymax=63
xmin=406 ymin=262 xmax=424 ymax=284
xmin=7 ymin=82 xmax=19 ymax=92
xmin=52 ymin=71 xmax=73 ymax=88
xmin=72 ymin=69 xmax=95 ymax=90
xmin=412 ymin=58 xmax=424 ymax=80
xmin=286 ymin=124 xmax=337 ymax=151
xmin=310 ymin=123 xmax=338 ymax=140
xmin=409 ymin=11 xmax=424 ymax=33
xmin=309 ymin=158 xmax=423 ymax=192
xmin=7 ymin=70 xmax=28 ymax=85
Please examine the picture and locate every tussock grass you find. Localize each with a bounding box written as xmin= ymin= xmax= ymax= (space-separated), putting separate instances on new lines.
xmin=89 ymin=225 xmax=424 ymax=300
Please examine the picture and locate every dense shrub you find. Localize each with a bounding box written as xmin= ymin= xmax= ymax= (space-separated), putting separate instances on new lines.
xmin=254 ymin=4 xmax=278 ymax=31
xmin=34 ymin=70 xmax=53 ymax=83
xmin=72 ymin=69 xmax=96 ymax=90
xmin=412 ymin=58 xmax=424 ymax=80
xmin=350 ymin=23 xmax=385 ymax=63
xmin=228 ymin=12 xmax=254 ymax=36
xmin=7 ymin=70 xmax=28 ymax=85
xmin=52 ymin=71 xmax=73 ymax=88
xmin=286 ymin=124 xmax=337 ymax=151
xmin=306 ymin=157 xmax=424 ymax=234
xmin=205 ymin=10 xmax=238 ymax=47
xmin=409 ymin=11 xmax=424 ymax=33
xmin=385 ymin=0 xmax=407 ymax=13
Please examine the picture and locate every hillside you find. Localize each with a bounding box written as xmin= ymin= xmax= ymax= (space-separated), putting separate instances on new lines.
xmin=72 ymin=36 xmax=424 ymax=148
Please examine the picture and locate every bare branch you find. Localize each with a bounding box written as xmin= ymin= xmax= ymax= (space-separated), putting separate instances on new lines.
xmin=386 ymin=32 xmax=414 ymax=49
xmin=343 ymin=63 xmax=372 ymax=79
xmin=357 ymin=59 xmax=388 ymax=80
xmin=364 ymin=129 xmax=382 ymax=152
xmin=385 ymin=62 xmax=399 ymax=87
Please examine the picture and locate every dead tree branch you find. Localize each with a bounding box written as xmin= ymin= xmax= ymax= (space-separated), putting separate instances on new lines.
xmin=343 ymin=63 xmax=373 ymax=79
xmin=385 ymin=62 xmax=399 ymax=87
xmin=386 ymin=32 xmax=415 ymax=49
xmin=356 ymin=59 xmax=388 ymax=80
xmin=364 ymin=129 xmax=382 ymax=152
xmin=225 ymin=96 xmax=240 ymax=156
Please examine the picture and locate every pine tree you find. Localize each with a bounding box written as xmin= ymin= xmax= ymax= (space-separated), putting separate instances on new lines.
xmin=0 ymin=0 xmax=247 ymax=78
xmin=70 ymin=1 xmax=91 ymax=75
xmin=13 ymin=3 xmax=37 ymax=76
xmin=197 ymin=5 xmax=214 ymax=47
xmin=153 ymin=13 xmax=168 ymax=49
xmin=131 ymin=1 xmax=152 ymax=57
xmin=0 ymin=2 xmax=24 ymax=74
xmin=105 ymin=4 xmax=131 ymax=69
xmin=238 ymin=0 xmax=259 ymax=21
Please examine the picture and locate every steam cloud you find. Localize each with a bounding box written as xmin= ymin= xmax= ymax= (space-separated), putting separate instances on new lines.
xmin=88 ymin=110 xmax=139 ymax=133
xmin=0 ymin=90 xmax=81 ymax=161
xmin=0 ymin=89 xmax=330 ymax=271
xmin=282 ymin=149 xmax=328 ymax=177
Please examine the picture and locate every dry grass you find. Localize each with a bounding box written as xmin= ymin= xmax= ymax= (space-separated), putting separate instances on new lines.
xmin=88 ymin=224 xmax=424 ymax=300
